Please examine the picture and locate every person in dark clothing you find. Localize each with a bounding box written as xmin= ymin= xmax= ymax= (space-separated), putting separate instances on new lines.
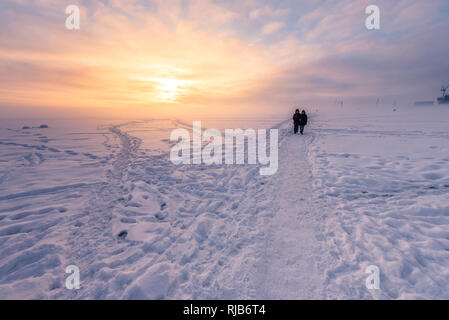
xmin=292 ymin=109 xmax=301 ymax=134
xmin=299 ymin=110 xmax=308 ymax=134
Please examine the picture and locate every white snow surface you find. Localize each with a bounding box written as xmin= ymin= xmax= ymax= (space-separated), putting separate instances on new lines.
xmin=1 ymin=106 xmax=449 ymax=299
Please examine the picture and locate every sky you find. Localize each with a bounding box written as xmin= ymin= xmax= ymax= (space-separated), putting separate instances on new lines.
xmin=0 ymin=0 xmax=448 ymax=119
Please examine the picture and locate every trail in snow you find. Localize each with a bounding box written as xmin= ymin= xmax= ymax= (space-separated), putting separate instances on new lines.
xmin=247 ymin=126 xmax=326 ymax=299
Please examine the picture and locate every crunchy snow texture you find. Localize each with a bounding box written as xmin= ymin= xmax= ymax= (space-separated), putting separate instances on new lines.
xmin=1 ymin=107 xmax=449 ymax=299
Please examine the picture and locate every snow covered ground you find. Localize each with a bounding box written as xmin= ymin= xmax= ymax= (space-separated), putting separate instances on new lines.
xmin=1 ymin=106 xmax=449 ymax=299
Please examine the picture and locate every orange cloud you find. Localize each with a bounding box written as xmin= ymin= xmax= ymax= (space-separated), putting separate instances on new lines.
xmin=1 ymin=0 xmax=448 ymax=118
xmin=0 ymin=0 xmax=286 ymax=118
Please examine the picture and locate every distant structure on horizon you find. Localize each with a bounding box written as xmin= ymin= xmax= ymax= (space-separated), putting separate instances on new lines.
xmin=414 ymin=101 xmax=434 ymax=106
xmin=414 ymin=85 xmax=449 ymax=106
xmin=437 ymin=85 xmax=449 ymax=104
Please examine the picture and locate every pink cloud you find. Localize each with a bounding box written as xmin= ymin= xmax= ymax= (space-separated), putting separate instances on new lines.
xmin=262 ymin=21 xmax=285 ymax=35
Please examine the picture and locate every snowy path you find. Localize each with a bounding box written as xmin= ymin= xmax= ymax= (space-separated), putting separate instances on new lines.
xmin=248 ymin=129 xmax=327 ymax=299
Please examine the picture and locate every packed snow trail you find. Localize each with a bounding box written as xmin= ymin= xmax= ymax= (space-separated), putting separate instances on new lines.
xmin=248 ymin=127 xmax=326 ymax=299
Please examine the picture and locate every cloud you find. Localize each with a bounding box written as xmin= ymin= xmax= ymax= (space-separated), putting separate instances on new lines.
xmin=261 ymin=21 xmax=285 ymax=35
xmin=0 ymin=0 xmax=449 ymax=118
xmin=249 ymin=5 xmax=289 ymax=20
xmin=0 ymin=0 xmax=278 ymax=117
xmin=187 ymin=0 xmax=238 ymax=27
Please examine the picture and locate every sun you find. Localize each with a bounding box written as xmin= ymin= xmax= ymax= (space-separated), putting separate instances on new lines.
xmin=147 ymin=78 xmax=194 ymax=103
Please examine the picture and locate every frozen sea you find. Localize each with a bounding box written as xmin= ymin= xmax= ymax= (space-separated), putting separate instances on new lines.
xmin=1 ymin=105 xmax=449 ymax=299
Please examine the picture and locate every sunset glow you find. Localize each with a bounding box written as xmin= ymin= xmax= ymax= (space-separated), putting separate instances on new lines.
xmin=1 ymin=0 xmax=448 ymax=118
xmin=145 ymin=78 xmax=196 ymax=103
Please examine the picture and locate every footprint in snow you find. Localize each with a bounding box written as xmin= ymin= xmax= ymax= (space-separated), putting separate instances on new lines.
xmin=117 ymin=230 xmax=128 ymax=239
xmin=155 ymin=212 xmax=168 ymax=220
